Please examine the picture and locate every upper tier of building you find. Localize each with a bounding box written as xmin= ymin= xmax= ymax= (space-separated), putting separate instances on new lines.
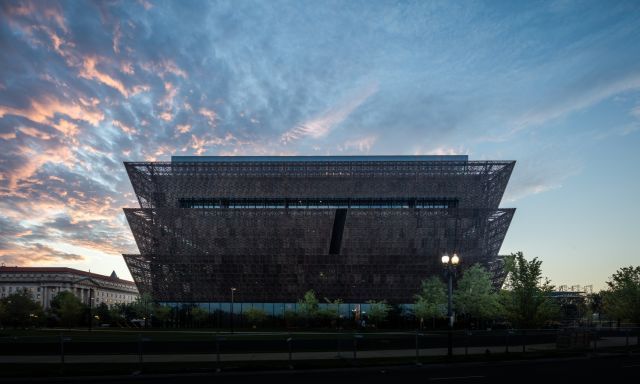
xmin=124 ymin=156 xmax=515 ymax=210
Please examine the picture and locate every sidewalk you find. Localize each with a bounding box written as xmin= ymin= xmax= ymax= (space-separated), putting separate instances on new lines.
xmin=0 ymin=337 xmax=631 ymax=364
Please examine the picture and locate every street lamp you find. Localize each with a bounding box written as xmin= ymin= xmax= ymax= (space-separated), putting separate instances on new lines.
xmin=441 ymin=252 xmax=460 ymax=358
xmin=230 ymin=287 xmax=237 ymax=334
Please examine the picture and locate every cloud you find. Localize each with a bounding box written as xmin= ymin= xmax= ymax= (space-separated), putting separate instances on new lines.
xmin=0 ymin=96 xmax=104 ymax=128
xmin=281 ymin=82 xmax=379 ymax=144
xmin=4 ymin=145 xmax=75 ymax=191
xmin=337 ymin=135 xmax=378 ymax=153
xmin=198 ymin=107 xmax=217 ymax=127
xmin=502 ymin=157 xmax=581 ymax=203
xmin=176 ymin=124 xmax=190 ymax=134
xmin=79 ymin=56 xmax=130 ymax=97
xmin=506 ymin=70 xmax=640 ymax=138
xmin=0 ymin=243 xmax=84 ymax=266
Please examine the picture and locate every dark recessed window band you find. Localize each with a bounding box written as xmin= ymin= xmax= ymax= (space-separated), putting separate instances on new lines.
xmin=178 ymin=198 xmax=458 ymax=209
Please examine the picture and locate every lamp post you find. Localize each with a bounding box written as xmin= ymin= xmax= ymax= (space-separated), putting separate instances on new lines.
xmin=441 ymin=253 xmax=460 ymax=358
xmin=230 ymin=287 xmax=237 ymax=334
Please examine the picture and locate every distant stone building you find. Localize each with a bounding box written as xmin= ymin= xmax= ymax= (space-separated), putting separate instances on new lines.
xmin=0 ymin=266 xmax=139 ymax=309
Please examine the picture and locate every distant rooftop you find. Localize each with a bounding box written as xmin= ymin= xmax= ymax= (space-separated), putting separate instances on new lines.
xmin=0 ymin=266 xmax=137 ymax=286
xmin=171 ymin=155 xmax=469 ymax=163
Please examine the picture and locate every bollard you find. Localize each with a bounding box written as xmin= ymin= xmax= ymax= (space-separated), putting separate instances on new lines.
xmin=353 ymin=335 xmax=357 ymax=360
xmin=415 ymin=330 xmax=421 ymax=365
xmin=626 ymin=329 xmax=630 ymax=351
xmin=138 ymin=333 xmax=143 ymax=372
xmin=353 ymin=334 xmax=363 ymax=361
xmin=505 ymin=331 xmax=509 ymax=354
xmin=216 ymin=335 xmax=221 ymax=372
xmin=465 ymin=331 xmax=470 ymax=356
xmin=59 ymin=334 xmax=71 ymax=374
xmin=287 ymin=337 xmax=293 ymax=369
xmin=60 ymin=333 xmax=64 ymax=366
xmin=59 ymin=333 xmax=64 ymax=374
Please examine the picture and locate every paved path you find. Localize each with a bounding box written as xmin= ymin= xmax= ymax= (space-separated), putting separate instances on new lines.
xmin=0 ymin=337 xmax=633 ymax=364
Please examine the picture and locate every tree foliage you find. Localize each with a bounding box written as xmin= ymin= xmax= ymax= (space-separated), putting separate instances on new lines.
xmin=50 ymin=291 xmax=84 ymax=327
xmin=454 ymin=264 xmax=502 ymax=321
xmin=0 ymin=290 xmax=44 ymax=328
xmin=297 ymin=290 xmax=319 ymax=321
xmin=131 ymin=293 xmax=153 ymax=319
xmin=154 ymin=305 xmax=172 ymax=327
xmin=244 ymin=307 xmax=268 ymax=327
xmin=93 ymin=302 xmax=111 ymax=324
xmin=500 ymin=252 xmax=558 ymax=328
xmin=414 ymin=276 xmax=447 ymax=327
xmin=365 ymin=300 xmax=390 ymax=327
xmin=318 ymin=298 xmax=342 ymax=326
xmin=602 ymin=266 xmax=640 ymax=324
xmin=190 ymin=306 xmax=208 ymax=326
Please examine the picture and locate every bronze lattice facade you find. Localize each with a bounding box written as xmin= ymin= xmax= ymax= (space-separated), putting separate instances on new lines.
xmin=123 ymin=155 xmax=515 ymax=304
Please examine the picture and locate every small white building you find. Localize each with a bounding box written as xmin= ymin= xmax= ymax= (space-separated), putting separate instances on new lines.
xmin=0 ymin=266 xmax=139 ymax=309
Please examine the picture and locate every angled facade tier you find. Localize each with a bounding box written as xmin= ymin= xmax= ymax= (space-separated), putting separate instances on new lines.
xmin=123 ymin=155 xmax=516 ymax=304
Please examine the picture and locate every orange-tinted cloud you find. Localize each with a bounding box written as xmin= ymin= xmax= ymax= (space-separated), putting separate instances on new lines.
xmin=0 ymin=96 xmax=104 ymax=128
xmin=140 ymin=59 xmax=187 ymax=79
xmin=79 ymin=56 xmax=130 ymax=97
xmin=176 ymin=124 xmax=190 ymax=134
xmin=199 ymin=107 xmax=217 ymax=127
xmin=18 ymin=126 xmax=52 ymax=140
xmin=5 ymin=145 xmax=75 ymax=190
xmin=113 ymin=120 xmax=137 ymax=135
xmin=0 ymin=132 xmax=17 ymax=140
xmin=0 ymin=243 xmax=84 ymax=267
xmin=120 ymin=61 xmax=134 ymax=74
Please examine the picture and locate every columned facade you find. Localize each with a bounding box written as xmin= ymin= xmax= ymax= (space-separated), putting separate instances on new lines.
xmin=0 ymin=267 xmax=139 ymax=309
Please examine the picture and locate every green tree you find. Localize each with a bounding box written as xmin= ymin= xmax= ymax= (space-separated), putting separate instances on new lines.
xmin=585 ymin=291 xmax=603 ymax=325
xmin=154 ymin=305 xmax=172 ymax=328
xmin=284 ymin=309 xmax=299 ymax=328
xmin=602 ymin=266 xmax=640 ymax=325
xmin=297 ymin=290 xmax=319 ymax=325
xmin=318 ymin=298 xmax=343 ymax=328
xmin=50 ymin=291 xmax=84 ymax=327
xmin=0 ymin=300 xmax=5 ymax=327
xmin=365 ymin=300 xmax=390 ymax=327
xmin=414 ymin=276 xmax=447 ymax=329
xmin=191 ymin=306 xmax=208 ymax=327
xmin=500 ymin=252 xmax=558 ymax=328
xmin=93 ymin=302 xmax=111 ymax=325
xmin=110 ymin=302 xmax=136 ymax=324
xmin=454 ymin=264 xmax=502 ymax=327
xmin=132 ymin=293 xmax=153 ymax=326
xmin=244 ymin=307 xmax=268 ymax=328
xmin=0 ymin=290 xmax=44 ymax=328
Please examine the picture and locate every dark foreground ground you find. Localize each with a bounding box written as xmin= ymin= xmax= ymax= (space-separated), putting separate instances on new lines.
xmin=1 ymin=353 xmax=639 ymax=384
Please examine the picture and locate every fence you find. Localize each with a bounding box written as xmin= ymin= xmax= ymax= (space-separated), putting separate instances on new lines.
xmin=0 ymin=327 xmax=638 ymax=374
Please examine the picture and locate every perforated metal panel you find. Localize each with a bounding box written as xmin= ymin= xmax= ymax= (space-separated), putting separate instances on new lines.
xmin=123 ymin=158 xmax=515 ymax=303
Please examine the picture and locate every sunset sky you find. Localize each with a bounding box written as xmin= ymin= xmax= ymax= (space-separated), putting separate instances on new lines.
xmin=1 ymin=0 xmax=639 ymax=291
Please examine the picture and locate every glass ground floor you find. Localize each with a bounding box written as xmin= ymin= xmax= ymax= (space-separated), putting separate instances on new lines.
xmin=159 ymin=302 xmax=415 ymax=318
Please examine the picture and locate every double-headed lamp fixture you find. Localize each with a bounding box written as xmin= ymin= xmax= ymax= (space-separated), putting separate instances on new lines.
xmin=441 ymin=253 xmax=460 ymax=265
